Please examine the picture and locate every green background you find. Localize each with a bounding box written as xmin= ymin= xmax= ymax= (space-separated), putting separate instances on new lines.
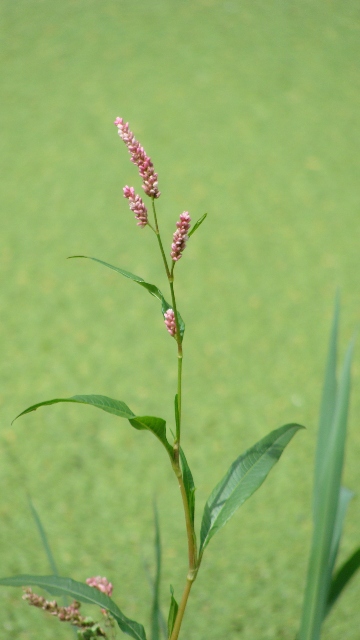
xmin=1 ymin=1 xmax=360 ymax=638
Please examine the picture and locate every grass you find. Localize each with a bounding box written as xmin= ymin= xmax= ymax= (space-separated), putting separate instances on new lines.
xmin=1 ymin=1 xmax=360 ymax=638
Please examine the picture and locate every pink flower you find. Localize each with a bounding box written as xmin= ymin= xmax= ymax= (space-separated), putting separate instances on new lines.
xmin=171 ymin=212 xmax=191 ymax=261
xmin=86 ymin=576 xmax=113 ymax=598
xmin=123 ymin=185 xmax=148 ymax=227
xmin=114 ymin=117 xmax=160 ymax=199
xmin=164 ymin=308 xmax=176 ymax=336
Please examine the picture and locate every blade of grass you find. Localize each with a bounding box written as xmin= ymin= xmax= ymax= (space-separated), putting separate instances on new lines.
xmin=328 ymin=486 xmax=353 ymax=581
xmin=299 ymin=331 xmax=354 ymax=640
xmin=150 ymin=503 xmax=167 ymax=640
xmin=28 ymin=496 xmax=58 ymax=576
xmin=313 ymin=293 xmax=339 ymax=521
xmin=326 ymin=547 xmax=360 ymax=615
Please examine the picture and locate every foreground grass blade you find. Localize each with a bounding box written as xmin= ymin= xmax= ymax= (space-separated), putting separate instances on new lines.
xmin=28 ymin=497 xmax=59 ymax=577
xmin=326 ymin=547 xmax=360 ymax=615
xmin=328 ymin=486 xmax=353 ymax=581
xmin=13 ymin=395 xmax=173 ymax=455
xmin=313 ymin=294 xmax=339 ymax=520
xmin=150 ymin=504 xmax=167 ymax=640
xmin=0 ymin=575 xmax=147 ymax=640
xmin=199 ymin=423 xmax=303 ymax=556
xmin=69 ymin=256 xmax=185 ymax=339
xmin=299 ymin=337 xmax=354 ymax=640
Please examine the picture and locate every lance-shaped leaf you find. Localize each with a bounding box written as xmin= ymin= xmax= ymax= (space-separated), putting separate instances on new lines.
xmin=13 ymin=395 xmax=173 ymax=456
xmin=199 ymin=423 xmax=303 ymax=556
xmin=188 ymin=213 xmax=207 ymax=237
xmin=167 ymin=586 xmax=178 ymax=638
xmin=69 ymin=256 xmax=185 ymax=340
xmin=0 ymin=575 xmax=147 ymax=640
xmin=179 ymin=447 xmax=195 ymax=527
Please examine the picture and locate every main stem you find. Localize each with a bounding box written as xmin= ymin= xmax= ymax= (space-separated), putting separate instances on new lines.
xmin=169 ymin=574 xmax=196 ymax=640
xmin=151 ymin=200 xmax=198 ymax=640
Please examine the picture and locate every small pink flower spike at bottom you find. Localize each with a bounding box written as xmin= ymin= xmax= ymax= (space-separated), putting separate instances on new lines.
xmin=164 ymin=308 xmax=177 ymax=336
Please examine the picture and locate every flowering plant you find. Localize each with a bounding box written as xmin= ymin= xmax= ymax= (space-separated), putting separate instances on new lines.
xmin=1 ymin=118 xmax=358 ymax=640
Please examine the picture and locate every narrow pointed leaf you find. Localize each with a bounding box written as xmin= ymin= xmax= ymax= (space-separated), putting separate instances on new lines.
xmin=0 ymin=575 xmax=147 ymax=640
xmin=167 ymin=586 xmax=178 ymax=638
xmin=326 ymin=547 xmax=360 ymax=615
xmin=69 ymin=256 xmax=185 ymax=340
xmin=179 ymin=447 xmax=195 ymax=527
xmin=13 ymin=395 xmax=135 ymax=422
xmin=188 ymin=213 xmax=207 ymax=237
xmin=14 ymin=395 xmax=173 ymax=455
xmin=299 ymin=337 xmax=355 ymax=640
xmin=199 ymin=423 xmax=303 ymax=555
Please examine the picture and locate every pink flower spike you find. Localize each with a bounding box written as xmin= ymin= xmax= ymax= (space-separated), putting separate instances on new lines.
xmin=86 ymin=576 xmax=113 ymax=598
xmin=114 ymin=117 xmax=160 ymax=199
xmin=171 ymin=212 xmax=191 ymax=261
xmin=123 ymin=185 xmax=148 ymax=227
xmin=164 ymin=308 xmax=177 ymax=336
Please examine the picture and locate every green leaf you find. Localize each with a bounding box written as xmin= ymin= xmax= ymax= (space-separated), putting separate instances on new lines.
xmin=179 ymin=447 xmax=195 ymax=527
xmin=326 ymin=547 xmax=360 ymax=615
xmin=68 ymin=256 xmax=185 ymax=340
xmin=14 ymin=395 xmax=173 ymax=456
xmin=188 ymin=213 xmax=207 ymax=237
xmin=167 ymin=586 xmax=178 ymax=638
xmin=129 ymin=416 xmax=173 ymax=455
xmin=199 ymin=423 xmax=303 ymax=556
xmin=0 ymin=575 xmax=147 ymax=640
xmin=299 ymin=317 xmax=355 ymax=640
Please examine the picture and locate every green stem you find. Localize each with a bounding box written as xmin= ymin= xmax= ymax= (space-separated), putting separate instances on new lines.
xmin=150 ymin=198 xmax=197 ymax=640
xmin=152 ymin=199 xmax=171 ymax=279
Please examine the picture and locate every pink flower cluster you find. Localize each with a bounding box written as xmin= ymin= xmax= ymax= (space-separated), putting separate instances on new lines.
xmin=171 ymin=212 xmax=191 ymax=261
xmin=123 ymin=186 xmax=148 ymax=227
xmin=86 ymin=576 xmax=113 ymax=597
xmin=114 ymin=117 xmax=160 ymax=199
xmin=164 ymin=308 xmax=176 ymax=336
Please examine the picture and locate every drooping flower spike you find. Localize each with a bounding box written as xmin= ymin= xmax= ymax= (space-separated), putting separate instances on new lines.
xmin=114 ymin=117 xmax=160 ymax=199
xmin=123 ymin=186 xmax=148 ymax=227
xmin=171 ymin=212 xmax=191 ymax=262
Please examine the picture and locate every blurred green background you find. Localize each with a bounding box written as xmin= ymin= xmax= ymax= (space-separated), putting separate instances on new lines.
xmin=1 ymin=1 xmax=360 ymax=638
